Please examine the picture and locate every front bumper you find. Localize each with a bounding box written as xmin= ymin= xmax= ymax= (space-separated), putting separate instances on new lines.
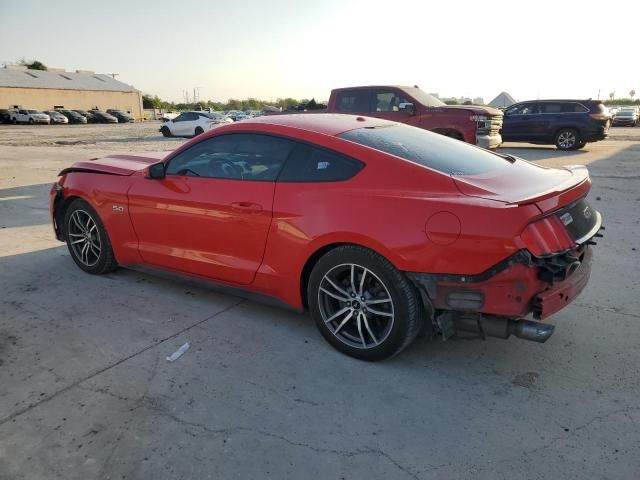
xmin=476 ymin=132 xmax=502 ymax=149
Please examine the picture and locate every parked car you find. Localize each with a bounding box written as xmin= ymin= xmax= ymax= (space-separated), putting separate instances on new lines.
xmin=608 ymin=106 xmax=620 ymax=118
xmin=225 ymin=110 xmax=243 ymax=121
xmin=73 ymin=109 xmax=95 ymax=121
xmin=0 ymin=109 xmax=13 ymax=124
xmin=326 ymin=85 xmax=504 ymax=149
xmin=106 ymin=109 xmax=135 ymax=123
xmin=50 ymin=114 xmax=602 ymax=360
xmin=501 ymin=99 xmax=610 ymax=150
xmin=87 ymin=111 xmax=118 ymax=124
xmin=56 ymin=109 xmax=88 ymax=124
xmin=159 ymin=111 xmax=179 ymax=121
xmin=44 ymin=110 xmax=69 ymax=124
xmin=10 ymin=109 xmax=50 ymax=124
xmin=159 ymin=111 xmax=222 ymax=137
xmin=612 ymin=109 xmax=638 ymax=126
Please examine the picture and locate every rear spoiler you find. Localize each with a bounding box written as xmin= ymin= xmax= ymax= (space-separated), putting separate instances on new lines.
xmin=510 ymin=165 xmax=591 ymax=214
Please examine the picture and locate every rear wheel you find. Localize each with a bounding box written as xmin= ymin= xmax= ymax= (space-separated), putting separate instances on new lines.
xmin=307 ymin=245 xmax=422 ymax=361
xmin=64 ymin=199 xmax=118 ymax=275
xmin=160 ymin=126 xmax=171 ymax=137
xmin=555 ymin=128 xmax=579 ymax=150
xmin=194 ymin=126 xmax=204 ymax=136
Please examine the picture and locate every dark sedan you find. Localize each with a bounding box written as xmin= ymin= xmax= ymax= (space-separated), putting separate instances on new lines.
xmin=612 ymin=110 xmax=638 ymax=127
xmin=87 ymin=111 xmax=118 ymax=124
xmin=57 ymin=109 xmax=88 ymax=124
xmin=106 ymin=109 xmax=135 ymax=123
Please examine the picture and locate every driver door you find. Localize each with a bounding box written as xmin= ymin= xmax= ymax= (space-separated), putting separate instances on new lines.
xmin=367 ymin=89 xmax=420 ymax=127
xmin=127 ymin=133 xmax=296 ymax=285
xmin=170 ymin=112 xmax=192 ymax=135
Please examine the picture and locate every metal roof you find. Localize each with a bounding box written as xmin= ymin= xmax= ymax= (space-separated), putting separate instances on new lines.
xmin=0 ymin=68 xmax=139 ymax=93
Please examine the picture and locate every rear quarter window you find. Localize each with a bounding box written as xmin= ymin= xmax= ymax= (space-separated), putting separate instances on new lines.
xmin=335 ymin=90 xmax=370 ymax=113
xmin=339 ymin=124 xmax=510 ymax=176
xmin=279 ymin=144 xmax=364 ymax=182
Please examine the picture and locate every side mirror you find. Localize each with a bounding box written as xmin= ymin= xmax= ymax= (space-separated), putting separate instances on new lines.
xmin=147 ymin=162 xmax=166 ymax=180
xmin=399 ymin=102 xmax=415 ymax=116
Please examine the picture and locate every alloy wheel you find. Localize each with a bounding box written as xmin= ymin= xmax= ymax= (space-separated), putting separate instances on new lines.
xmin=67 ymin=209 xmax=102 ymax=267
xmin=317 ymin=263 xmax=395 ymax=349
xmin=557 ymin=131 xmax=576 ymax=149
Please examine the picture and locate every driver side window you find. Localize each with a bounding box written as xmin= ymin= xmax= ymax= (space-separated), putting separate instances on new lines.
xmin=165 ymin=133 xmax=295 ymax=181
xmin=506 ymin=103 xmax=538 ymax=115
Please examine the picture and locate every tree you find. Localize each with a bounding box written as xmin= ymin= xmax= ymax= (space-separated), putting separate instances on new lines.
xmin=18 ymin=58 xmax=47 ymax=70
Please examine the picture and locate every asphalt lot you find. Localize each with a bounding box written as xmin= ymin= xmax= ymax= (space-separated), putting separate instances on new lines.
xmin=0 ymin=122 xmax=639 ymax=479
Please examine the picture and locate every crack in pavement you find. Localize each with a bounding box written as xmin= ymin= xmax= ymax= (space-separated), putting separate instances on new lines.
xmin=573 ymin=302 xmax=640 ymax=320
xmin=464 ymin=405 xmax=640 ymax=474
xmin=146 ymin=400 xmax=424 ymax=480
xmin=0 ymin=300 xmax=244 ymax=426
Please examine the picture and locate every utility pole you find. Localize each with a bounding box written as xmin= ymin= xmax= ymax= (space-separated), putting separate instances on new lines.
xmin=108 ymin=73 xmax=119 ymax=80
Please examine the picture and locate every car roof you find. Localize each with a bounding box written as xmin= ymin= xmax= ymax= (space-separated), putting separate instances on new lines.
xmin=516 ymin=99 xmax=600 ymax=104
xmin=234 ymin=113 xmax=396 ymax=136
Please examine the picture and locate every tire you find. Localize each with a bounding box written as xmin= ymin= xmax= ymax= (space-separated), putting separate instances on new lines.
xmin=194 ymin=126 xmax=204 ymax=136
xmin=160 ymin=126 xmax=171 ymax=137
xmin=555 ymin=128 xmax=579 ymax=150
xmin=29 ymin=118 xmax=34 ymax=125
xmin=307 ymin=245 xmax=422 ymax=361
xmin=63 ymin=199 xmax=118 ymax=275
xmin=12 ymin=117 xmax=16 ymax=125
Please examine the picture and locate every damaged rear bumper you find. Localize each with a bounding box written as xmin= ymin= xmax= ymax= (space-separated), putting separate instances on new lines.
xmin=407 ymin=245 xmax=594 ymax=321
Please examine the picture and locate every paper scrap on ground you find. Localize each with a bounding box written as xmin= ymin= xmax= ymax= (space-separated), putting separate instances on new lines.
xmin=166 ymin=342 xmax=190 ymax=362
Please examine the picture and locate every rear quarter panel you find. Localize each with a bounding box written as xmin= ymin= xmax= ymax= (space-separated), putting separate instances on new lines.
xmin=253 ymin=139 xmax=538 ymax=308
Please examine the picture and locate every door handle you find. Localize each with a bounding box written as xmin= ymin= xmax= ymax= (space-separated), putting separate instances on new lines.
xmin=231 ymin=201 xmax=263 ymax=213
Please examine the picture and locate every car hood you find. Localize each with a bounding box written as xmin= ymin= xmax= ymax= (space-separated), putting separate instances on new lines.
xmin=441 ymin=105 xmax=504 ymax=117
xmin=60 ymin=151 xmax=170 ymax=176
xmin=453 ymin=159 xmax=590 ymax=212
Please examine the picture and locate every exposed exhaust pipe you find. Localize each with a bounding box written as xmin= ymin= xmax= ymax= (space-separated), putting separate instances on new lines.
xmin=450 ymin=314 xmax=554 ymax=343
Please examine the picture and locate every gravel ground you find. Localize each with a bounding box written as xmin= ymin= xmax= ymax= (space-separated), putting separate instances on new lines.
xmin=0 ymin=122 xmax=639 ymax=479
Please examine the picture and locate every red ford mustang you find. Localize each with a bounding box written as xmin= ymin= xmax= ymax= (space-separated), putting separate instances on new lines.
xmin=50 ymin=114 xmax=602 ymax=360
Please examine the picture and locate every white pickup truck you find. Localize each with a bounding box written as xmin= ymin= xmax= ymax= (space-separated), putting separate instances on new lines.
xmin=10 ymin=109 xmax=50 ymax=124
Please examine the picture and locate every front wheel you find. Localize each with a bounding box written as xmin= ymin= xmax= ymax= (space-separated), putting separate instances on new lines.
xmin=194 ymin=126 xmax=204 ymax=136
xmin=160 ymin=126 xmax=171 ymax=137
xmin=555 ymin=128 xmax=579 ymax=150
xmin=64 ymin=199 xmax=118 ymax=274
xmin=308 ymin=245 xmax=422 ymax=361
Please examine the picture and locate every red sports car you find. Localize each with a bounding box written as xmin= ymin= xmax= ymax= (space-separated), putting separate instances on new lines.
xmin=50 ymin=114 xmax=602 ymax=360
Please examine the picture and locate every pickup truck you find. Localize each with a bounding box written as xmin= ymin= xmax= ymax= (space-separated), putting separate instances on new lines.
xmin=326 ymin=85 xmax=504 ymax=149
xmin=10 ymin=109 xmax=50 ymax=125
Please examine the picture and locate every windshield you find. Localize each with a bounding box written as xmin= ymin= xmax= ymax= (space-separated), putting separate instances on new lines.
xmin=339 ymin=124 xmax=511 ymax=176
xmin=399 ymin=87 xmax=445 ymax=107
xmin=618 ymin=111 xmax=635 ymax=116
xmin=27 ymin=110 xmax=39 ymax=114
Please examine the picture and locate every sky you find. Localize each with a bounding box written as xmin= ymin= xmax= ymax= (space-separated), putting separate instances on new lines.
xmin=0 ymin=0 xmax=638 ymax=104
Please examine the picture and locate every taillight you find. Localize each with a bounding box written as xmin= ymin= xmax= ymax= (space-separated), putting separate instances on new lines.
xmin=520 ymin=216 xmax=575 ymax=256
xmin=590 ymin=113 xmax=609 ymax=121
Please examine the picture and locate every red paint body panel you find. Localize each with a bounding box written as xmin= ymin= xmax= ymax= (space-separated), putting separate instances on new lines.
xmin=50 ymin=114 xmax=600 ymax=321
xmin=127 ymin=174 xmax=275 ymax=285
